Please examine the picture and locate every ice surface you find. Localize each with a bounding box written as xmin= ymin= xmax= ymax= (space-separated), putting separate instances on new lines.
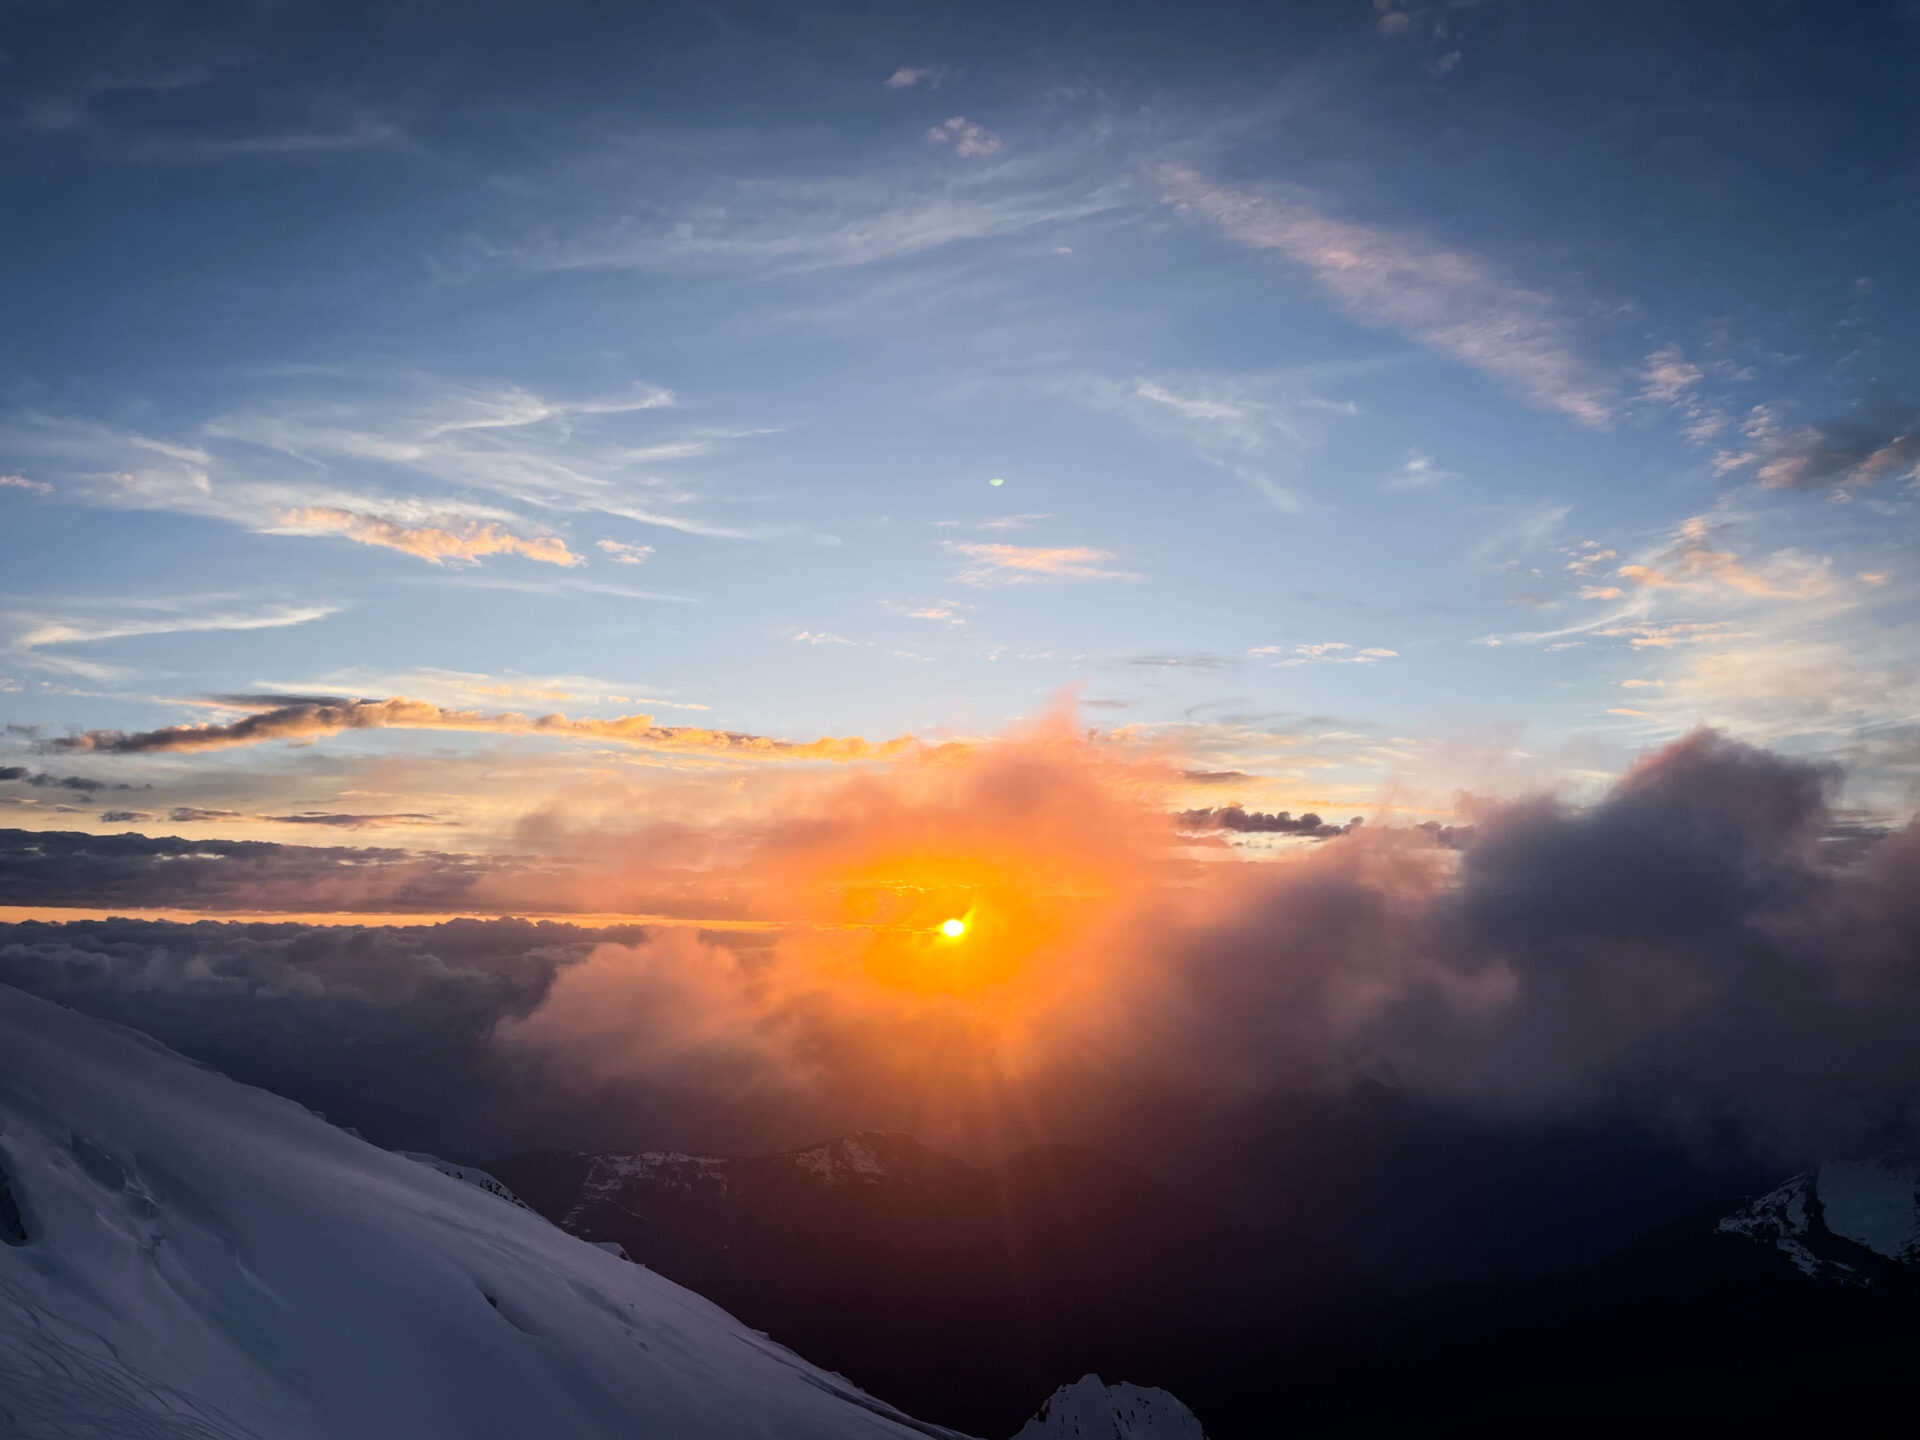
xmin=0 ymin=984 xmax=971 ymax=1440
xmin=1011 ymin=1374 xmax=1207 ymax=1440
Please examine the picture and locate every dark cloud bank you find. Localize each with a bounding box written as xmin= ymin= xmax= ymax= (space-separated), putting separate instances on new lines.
xmin=3 ymin=730 xmax=1918 ymax=1278
xmin=0 ymin=829 xmax=531 ymax=912
xmin=0 ymin=765 xmax=132 ymax=794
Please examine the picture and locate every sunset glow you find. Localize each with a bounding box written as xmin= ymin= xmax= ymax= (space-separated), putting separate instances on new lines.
xmin=5 ymin=6 xmax=1920 ymax=1435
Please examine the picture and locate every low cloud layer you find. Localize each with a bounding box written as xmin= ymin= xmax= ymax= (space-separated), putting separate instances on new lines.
xmin=4 ymin=721 xmax=1920 ymax=1175
xmin=1177 ymin=806 xmax=1352 ymax=837
xmin=0 ymin=829 xmax=514 ymax=912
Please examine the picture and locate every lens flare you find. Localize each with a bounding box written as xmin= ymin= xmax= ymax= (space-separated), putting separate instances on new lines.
xmin=940 ymin=917 xmax=967 ymax=938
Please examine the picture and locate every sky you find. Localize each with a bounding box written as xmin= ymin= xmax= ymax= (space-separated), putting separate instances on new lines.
xmin=2 ymin=0 xmax=1918 ymax=851
xmin=5 ymin=0 xmax=1920 ymax=1203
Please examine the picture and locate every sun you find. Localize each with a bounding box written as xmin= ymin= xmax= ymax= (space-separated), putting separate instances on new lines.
xmin=940 ymin=917 xmax=967 ymax=938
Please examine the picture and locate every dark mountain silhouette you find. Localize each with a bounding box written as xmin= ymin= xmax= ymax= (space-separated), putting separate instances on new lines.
xmin=494 ymin=1133 xmax=1920 ymax=1439
xmin=490 ymin=1132 xmax=1367 ymax=1437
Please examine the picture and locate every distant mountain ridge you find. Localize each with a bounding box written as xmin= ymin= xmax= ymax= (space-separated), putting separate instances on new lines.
xmin=492 ymin=1133 xmax=1920 ymax=1438
xmin=489 ymin=1132 xmax=1362 ymax=1438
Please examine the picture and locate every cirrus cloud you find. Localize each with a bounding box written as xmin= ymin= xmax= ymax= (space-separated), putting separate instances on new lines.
xmin=1155 ymin=164 xmax=1615 ymax=427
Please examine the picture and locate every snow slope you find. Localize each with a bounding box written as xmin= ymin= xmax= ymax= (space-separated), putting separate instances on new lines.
xmin=1011 ymin=1375 xmax=1207 ymax=1440
xmin=0 ymin=983 xmax=969 ymax=1440
xmin=399 ymin=1151 xmax=536 ymax=1212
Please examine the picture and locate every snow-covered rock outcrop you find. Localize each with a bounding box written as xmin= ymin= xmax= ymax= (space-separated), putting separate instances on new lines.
xmin=0 ymin=983 xmax=969 ymax=1440
xmin=1012 ymin=1374 xmax=1206 ymax=1440
xmin=400 ymin=1151 xmax=536 ymax=1211
xmin=1718 ymin=1154 xmax=1920 ymax=1280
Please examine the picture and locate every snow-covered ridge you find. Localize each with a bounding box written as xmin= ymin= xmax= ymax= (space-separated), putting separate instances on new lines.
xmin=568 ymin=1130 xmax=934 ymax=1221
xmin=565 ymin=1151 xmax=734 ymax=1228
xmin=784 ymin=1132 xmax=916 ymax=1187
xmin=1717 ymin=1154 xmax=1920 ymax=1280
xmin=1013 ymin=1375 xmax=1208 ymax=1440
xmin=0 ymin=984 xmax=971 ymax=1440
xmin=401 ymin=1151 xmax=534 ymax=1211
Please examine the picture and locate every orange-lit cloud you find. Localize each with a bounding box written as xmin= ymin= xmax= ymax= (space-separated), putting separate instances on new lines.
xmin=488 ymin=703 xmax=1470 ymax=1153
xmin=50 ymin=694 xmax=931 ymax=762
xmin=485 ymin=721 xmax=1920 ymax=1162
xmin=16 ymin=711 xmax=1920 ymax=1167
xmin=1565 ymin=547 xmax=1618 ymax=576
xmin=274 ymin=506 xmax=581 ymax=566
xmin=495 ymin=707 xmax=1225 ymax=1136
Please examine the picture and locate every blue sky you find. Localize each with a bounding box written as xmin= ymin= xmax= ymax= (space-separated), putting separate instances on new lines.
xmin=3 ymin=0 xmax=1918 ymax=852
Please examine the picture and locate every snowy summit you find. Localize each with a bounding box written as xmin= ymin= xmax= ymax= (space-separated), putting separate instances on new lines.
xmin=1012 ymin=1375 xmax=1207 ymax=1440
xmin=1718 ymin=1155 xmax=1920 ymax=1281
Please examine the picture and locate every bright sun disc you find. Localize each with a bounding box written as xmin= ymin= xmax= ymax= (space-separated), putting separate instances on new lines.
xmin=940 ymin=918 xmax=967 ymax=938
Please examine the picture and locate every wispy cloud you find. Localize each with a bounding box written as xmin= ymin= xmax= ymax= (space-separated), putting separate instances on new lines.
xmin=884 ymin=66 xmax=948 ymax=89
xmin=0 ymin=595 xmax=336 ymax=686
xmin=449 ymin=152 xmax=1132 ymax=277
xmin=596 ymin=539 xmax=654 ymax=565
xmin=1385 ymin=453 xmax=1454 ymax=491
xmin=1639 ymin=343 xmax=1704 ymax=406
xmin=946 ymin=542 xmax=1138 ymax=585
xmin=907 ymin=603 xmax=966 ymax=624
xmin=1565 ymin=543 xmax=1618 ymax=577
xmin=926 ymin=116 xmax=1002 ymax=158
xmin=1065 ymin=371 xmax=1344 ymax=508
xmin=167 ymin=807 xmax=242 ymax=822
xmin=253 ymin=666 xmax=712 ymax=713
xmin=0 ymin=377 xmax=766 ymax=560
xmin=0 ymin=475 xmax=51 ymax=495
xmin=259 ymin=811 xmax=452 ymax=829
xmin=127 ymin=116 xmax=403 ymax=162
xmin=1249 ymin=642 xmax=1399 ymax=666
xmin=7 ymin=46 xmax=257 ymax=135
xmin=1156 ymin=163 xmax=1615 ymax=426
xmin=1615 ymin=517 xmax=1832 ymax=601
xmin=5 ymin=598 xmax=337 ymax=654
